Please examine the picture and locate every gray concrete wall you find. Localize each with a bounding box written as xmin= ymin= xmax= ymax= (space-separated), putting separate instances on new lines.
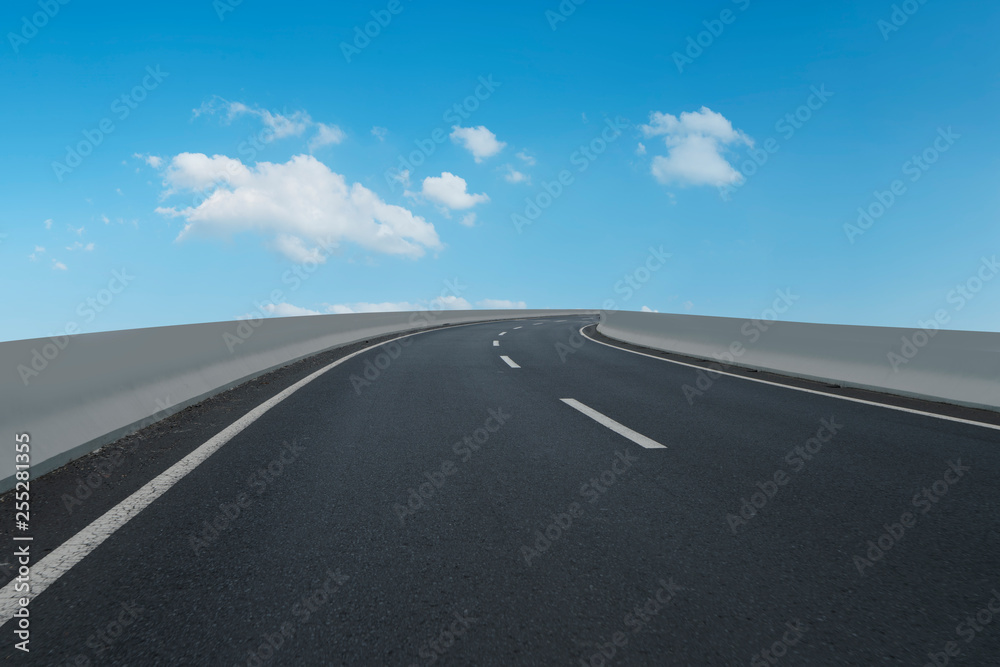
xmin=598 ymin=310 xmax=1000 ymax=412
xmin=0 ymin=310 xmax=591 ymax=491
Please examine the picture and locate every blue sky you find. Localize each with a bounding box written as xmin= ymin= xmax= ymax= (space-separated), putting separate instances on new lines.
xmin=2 ymin=0 xmax=998 ymax=342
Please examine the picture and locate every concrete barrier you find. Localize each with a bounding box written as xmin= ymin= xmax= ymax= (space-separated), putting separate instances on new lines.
xmin=598 ymin=310 xmax=1000 ymax=412
xmin=0 ymin=310 xmax=590 ymax=491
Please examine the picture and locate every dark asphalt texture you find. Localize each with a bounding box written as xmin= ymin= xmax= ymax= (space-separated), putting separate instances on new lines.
xmin=3 ymin=315 xmax=999 ymax=666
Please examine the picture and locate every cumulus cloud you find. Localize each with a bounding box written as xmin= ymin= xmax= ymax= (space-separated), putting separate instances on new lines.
xmin=635 ymin=143 xmax=646 ymax=156
xmin=641 ymin=305 xmax=658 ymax=313
xmin=450 ymin=125 xmax=506 ymax=162
xmin=502 ymin=164 xmax=529 ymax=184
xmin=516 ymin=150 xmax=536 ymax=166
xmin=66 ymin=242 xmax=95 ymax=251
xmin=195 ymin=97 xmax=345 ymax=150
xmin=52 ymin=259 xmax=67 ymax=271
xmin=153 ymin=153 xmax=441 ymax=261
xmin=639 ymin=107 xmax=751 ymax=187
xmin=43 ymin=218 xmax=52 ymax=230
xmin=28 ymin=246 xmax=45 ymax=261
xmin=477 ymin=299 xmax=527 ymax=309
xmin=309 ymin=123 xmax=347 ymax=151
xmin=371 ymin=126 xmax=388 ymax=141
xmin=460 ymin=213 xmax=477 ymax=227
xmin=421 ymin=172 xmax=489 ymax=210
xmin=135 ymin=153 xmax=164 ymax=168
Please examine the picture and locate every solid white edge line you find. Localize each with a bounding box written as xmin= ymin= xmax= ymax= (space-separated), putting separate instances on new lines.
xmin=500 ymin=355 xmax=521 ymax=369
xmin=579 ymin=325 xmax=1000 ymax=433
xmin=560 ymin=398 xmax=666 ymax=449
xmin=0 ymin=318 xmax=522 ymax=627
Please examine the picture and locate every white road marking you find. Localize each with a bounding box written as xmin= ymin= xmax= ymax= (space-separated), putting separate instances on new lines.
xmin=0 ymin=320 xmax=510 ymax=627
xmin=533 ymin=322 xmax=544 ymax=326
xmin=499 ymin=332 xmax=507 ymax=336
xmin=493 ymin=341 xmax=499 ymax=347
xmin=580 ymin=326 xmax=1000 ymax=433
xmin=560 ymin=398 xmax=666 ymax=449
xmin=514 ymin=326 xmax=522 ymax=330
xmin=556 ymin=320 xmax=566 ymax=323
xmin=501 ymin=355 xmax=521 ymax=368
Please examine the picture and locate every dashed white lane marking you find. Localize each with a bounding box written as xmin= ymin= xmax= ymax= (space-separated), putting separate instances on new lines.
xmin=514 ymin=326 xmax=522 ymax=330
xmin=499 ymin=332 xmax=507 ymax=336
xmin=501 ymin=355 xmax=521 ymax=369
xmin=560 ymin=398 xmax=666 ymax=449
xmin=533 ymin=322 xmax=544 ymax=326
xmin=579 ymin=326 xmax=1000 ymax=433
xmin=493 ymin=341 xmax=499 ymax=347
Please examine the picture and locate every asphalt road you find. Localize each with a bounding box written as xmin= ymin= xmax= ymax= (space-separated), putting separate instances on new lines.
xmin=3 ymin=314 xmax=1000 ymax=665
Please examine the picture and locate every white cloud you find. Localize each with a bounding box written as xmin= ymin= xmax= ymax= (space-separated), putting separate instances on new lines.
xmin=327 ymin=296 xmax=472 ymax=314
xmin=43 ymin=219 xmax=52 ymax=229
xmin=450 ymin=125 xmax=506 ymax=162
xmin=390 ymin=169 xmax=411 ymax=188
xmin=641 ymin=305 xmax=658 ymax=313
xmin=69 ymin=225 xmax=84 ymax=235
xmin=135 ymin=153 xmax=164 ymax=168
xmin=460 ymin=213 xmax=477 ymax=227
xmin=635 ymin=142 xmax=646 ymax=155
xmin=196 ymin=97 xmax=345 ymax=151
xmin=640 ymin=107 xmax=751 ymax=187
xmin=684 ymin=300 xmax=694 ymax=312
xmin=371 ymin=126 xmax=388 ymax=141
xmin=421 ymin=172 xmax=489 ymax=210
xmin=154 ymin=153 xmax=442 ymax=261
xmin=52 ymin=259 xmax=67 ymax=271
xmin=477 ymin=299 xmax=527 ymax=309
xmin=101 ymin=214 xmax=110 ymax=224
xmin=239 ymin=303 xmax=322 ymax=319
xmin=309 ymin=123 xmax=347 ymax=151
xmin=66 ymin=242 xmax=95 ymax=251
xmin=502 ymin=164 xmax=530 ymax=184
xmin=516 ymin=150 xmax=536 ymax=166
xmin=28 ymin=246 xmax=45 ymax=261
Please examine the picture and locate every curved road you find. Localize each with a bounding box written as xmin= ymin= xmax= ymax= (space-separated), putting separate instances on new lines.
xmin=2 ymin=315 xmax=999 ymax=665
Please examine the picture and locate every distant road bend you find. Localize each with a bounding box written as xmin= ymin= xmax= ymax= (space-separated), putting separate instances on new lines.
xmin=2 ymin=315 xmax=999 ymax=664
